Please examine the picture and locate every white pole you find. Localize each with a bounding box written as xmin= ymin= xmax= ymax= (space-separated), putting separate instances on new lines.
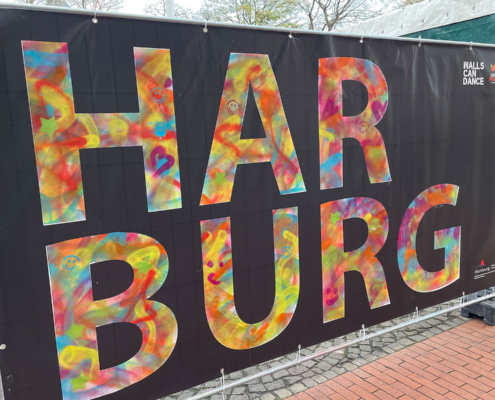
xmin=165 ymin=0 xmax=174 ymax=17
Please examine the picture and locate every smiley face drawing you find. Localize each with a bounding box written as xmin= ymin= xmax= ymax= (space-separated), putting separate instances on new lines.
xmin=227 ymin=100 xmax=240 ymax=115
xmin=281 ymin=246 xmax=292 ymax=260
xmin=62 ymin=255 xmax=80 ymax=270
xmin=151 ymin=87 xmax=166 ymax=104
xmin=358 ymin=121 xmax=369 ymax=133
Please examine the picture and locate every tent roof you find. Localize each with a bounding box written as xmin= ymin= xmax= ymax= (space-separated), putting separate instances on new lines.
xmin=337 ymin=0 xmax=495 ymax=37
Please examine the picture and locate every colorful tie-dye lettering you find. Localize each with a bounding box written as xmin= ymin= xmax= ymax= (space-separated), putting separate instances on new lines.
xmin=22 ymin=41 xmax=181 ymax=225
xmin=200 ymin=53 xmax=305 ymax=205
xmin=200 ymin=207 xmax=299 ymax=349
xmin=46 ymin=233 xmax=177 ymax=400
xmin=321 ymin=197 xmax=390 ymax=323
xmin=398 ymin=184 xmax=461 ymax=292
xmin=319 ymin=57 xmax=391 ymax=189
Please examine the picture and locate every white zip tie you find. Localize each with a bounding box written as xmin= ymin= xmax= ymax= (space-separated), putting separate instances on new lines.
xmin=289 ymin=30 xmax=293 ymax=39
xmin=296 ymin=344 xmax=301 ymax=364
xmin=203 ymin=20 xmax=208 ymax=33
xmin=92 ymin=0 xmax=98 ymax=23
xmin=220 ymin=368 xmax=225 ymax=400
xmin=359 ymin=324 xmax=366 ymax=342
xmin=360 ymin=35 xmax=364 ymax=43
xmin=418 ymin=35 xmax=422 ymax=47
xmin=470 ymin=41 xmax=473 ymax=50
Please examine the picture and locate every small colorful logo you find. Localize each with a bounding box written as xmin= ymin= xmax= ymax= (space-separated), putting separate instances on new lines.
xmin=151 ymin=87 xmax=166 ymax=104
xmin=227 ymin=100 xmax=240 ymax=115
xmin=62 ymin=255 xmax=80 ymax=270
xmin=281 ymin=246 xmax=292 ymax=260
xmin=481 ymin=260 xmax=485 ymax=266
xmin=490 ymin=64 xmax=495 ymax=84
xmin=358 ymin=121 xmax=369 ymax=133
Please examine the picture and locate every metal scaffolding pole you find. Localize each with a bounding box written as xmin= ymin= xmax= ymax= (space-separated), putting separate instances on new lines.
xmin=166 ymin=0 xmax=174 ymax=18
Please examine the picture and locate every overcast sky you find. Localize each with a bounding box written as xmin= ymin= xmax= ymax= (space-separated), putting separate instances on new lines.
xmin=121 ymin=0 xmax=203 ymax=15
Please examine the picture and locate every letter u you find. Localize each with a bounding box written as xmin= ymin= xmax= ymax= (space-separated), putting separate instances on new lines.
xmin=200 ymin=207 xmax=299 ymax=349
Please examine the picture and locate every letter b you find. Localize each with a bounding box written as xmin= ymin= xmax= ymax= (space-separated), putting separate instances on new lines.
xmin=46 ymin=233 xmax=177 ymax=399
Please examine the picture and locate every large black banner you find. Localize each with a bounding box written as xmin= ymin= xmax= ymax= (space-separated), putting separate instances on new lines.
xmin=0 ymin=7 xmax=495 ymax=400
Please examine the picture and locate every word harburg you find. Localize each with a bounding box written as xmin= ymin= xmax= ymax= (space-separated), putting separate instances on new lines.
xmin=463 ymin=61 xmax=485 ymax=85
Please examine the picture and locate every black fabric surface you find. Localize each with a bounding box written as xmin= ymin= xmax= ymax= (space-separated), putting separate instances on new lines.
xmin=0 ymin=9 xmax=494 ymax=399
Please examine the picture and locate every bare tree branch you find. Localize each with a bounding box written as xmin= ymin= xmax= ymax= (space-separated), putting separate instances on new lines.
xmin=299 ymin=0 xmax=385 ymax=31
xmin=195 ymin=0 xmax=303 ymax=28
xmin=144 ymin=0 xmax=193 ymax=18
xmin=66 ymin=0 xmax=125 ymax=12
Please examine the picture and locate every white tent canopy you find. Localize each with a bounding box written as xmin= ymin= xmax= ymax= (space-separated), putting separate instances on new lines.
xmin=337 ymin=0 xmax=495 ymax=37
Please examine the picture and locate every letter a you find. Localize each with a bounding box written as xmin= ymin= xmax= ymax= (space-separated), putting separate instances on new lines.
xmin=201 ymin=207 xmax=299 ymax=349
xmin=46 ymin=233 xmax=177 ymax=399
xmin=201 ymin=53 xmax=306 ymax=205
xmin=319 ymin=57 xmax=391 ymax=189
xmin=321 ymin=197 xmax=390 ymax=322
xmin=23 ymin=41 xmax=181 ymax=225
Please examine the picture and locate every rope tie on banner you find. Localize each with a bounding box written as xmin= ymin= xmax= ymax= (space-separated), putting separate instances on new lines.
xmin=289 ymin=30 xmax=293 ymax=39
xmin=359 ymin=324 xmax=366 ymax=342
xmin=296 ymin=344 xmax=301 ymax=364
xmin=418 ymin=35 xmax=422 ymax=47
xmin=360 ymin=35 xmax=364 ymax=44
xmin=203 ymin=20 xmax=208 ymax=33
xmin=219 ymin=368 xmax=225 ymax=400
xmin=92 ymin=0 xmax=98 ymax=23
xmin=470 ymin=41 xmax=473 ymax=51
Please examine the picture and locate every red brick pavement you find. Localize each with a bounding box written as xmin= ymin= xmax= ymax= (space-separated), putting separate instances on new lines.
xmin=288 ymin=318 xmax=495 ymax=400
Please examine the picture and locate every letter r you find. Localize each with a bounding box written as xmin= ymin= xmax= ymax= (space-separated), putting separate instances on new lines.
xmin=319 ymin=57 xmax=391 ymax=189
xmin=321 ymin=197 xmax=390 ymax=322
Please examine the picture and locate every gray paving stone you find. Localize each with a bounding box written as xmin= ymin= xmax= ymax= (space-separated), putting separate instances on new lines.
xmin=265 ymin=380 xmax=285 ymax=391
xmin=284 ymin=376 xmax=302 ymax=385
xmin=342 ymin=362 xmax=358 ymax=371
xmin=302 ymin=371 xmax=315 ymax=378
xmin=230 ymin=396 xmax=249 ymax=400
xmin=388 ymin=343 xmax=405 ymax=351
xmin=301 ymin=378 xmax=317 ymax=388
xmin=313 ymin=374 xmax=328 ymax=384
xmin=352 ymin=358 xmax=368 ymax=366
xmin=261 ymin=394 xmax=276 ymax=400
xmin=248 ymin=383 xmax=266 ymax=393
xmin=273 ymin=370 xmax=289 ymax=379
xmin=397 ymin=338 xmax=414 ymax=346
xmin=288 ymin=366 xmax=308 ymax=375
xmin=262 ymin=375 xmax=273 ymax=383
xmin=322 ymin=370 xmax=338 ymax=380
xmin=233 ymin=387 xmax=246 ymax=395
xmin=274 ymin=389 xmax=293 ymax=398
xmin=302 ymin=360 xmax=316 ymax=368
xmin=315 ymin=361 xmax=332 ymax=371
xmin=289 ymin=383 xmax=307 ymax=394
